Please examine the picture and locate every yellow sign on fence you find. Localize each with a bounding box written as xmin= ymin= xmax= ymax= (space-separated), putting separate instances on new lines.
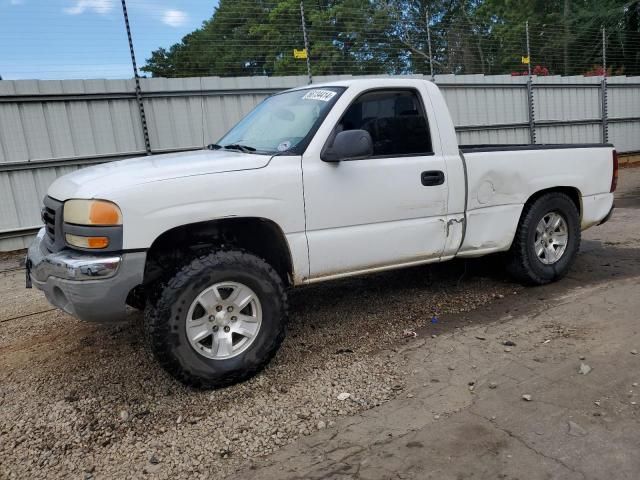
xmin=521 ymin=55 xmax=530 ymax=64
xmin=293 ymin=48 xmax=308 ymax=59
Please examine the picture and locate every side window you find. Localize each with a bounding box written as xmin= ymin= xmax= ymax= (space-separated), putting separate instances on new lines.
xmin=337 ymin=90 xmax=433 ymax=157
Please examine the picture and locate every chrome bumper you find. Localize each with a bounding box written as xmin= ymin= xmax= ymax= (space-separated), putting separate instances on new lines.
xmin=27 ymin=228 xmax=121 ymax=282
xmin=26 ymin=228 xmax=146 ymax=323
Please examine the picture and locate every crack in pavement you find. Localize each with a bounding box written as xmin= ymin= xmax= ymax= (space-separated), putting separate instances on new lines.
xmin=0 ymin=308 xmax=57 ymax=323
xmin=469 ymin=410 xmax=587 ymax=480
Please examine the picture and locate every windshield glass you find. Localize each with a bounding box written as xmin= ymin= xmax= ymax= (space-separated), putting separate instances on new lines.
xmin=216 ymin=87 xmax=344 ymax=154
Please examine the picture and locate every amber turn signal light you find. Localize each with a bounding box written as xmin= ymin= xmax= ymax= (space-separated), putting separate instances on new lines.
xmin=65 ymin=234 xmax=109 ymax=249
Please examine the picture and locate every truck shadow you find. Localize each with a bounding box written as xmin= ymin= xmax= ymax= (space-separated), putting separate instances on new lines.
xmin=287 ymin=239 xmax=640 ymax=332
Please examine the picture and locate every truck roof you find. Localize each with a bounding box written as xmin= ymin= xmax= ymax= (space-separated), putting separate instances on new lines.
xmin=287 ymin=77 xmax=434 ymax=91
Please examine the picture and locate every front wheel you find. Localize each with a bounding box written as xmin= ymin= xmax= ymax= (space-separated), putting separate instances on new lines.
xmin=144 ymin=250 xmax=288 ymax=389
xmin=506 ymin=192 xmax=581 ymax=285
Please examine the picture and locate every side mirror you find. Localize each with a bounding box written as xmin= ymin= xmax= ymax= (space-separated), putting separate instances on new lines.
xmin=322 ymin=129 xmax=373 ymax=162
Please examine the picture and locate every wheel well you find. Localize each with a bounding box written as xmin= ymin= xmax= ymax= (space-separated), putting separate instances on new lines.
xmin=143 ymin=218 xmax=294 ymax=289
xmin=524 ymin=187 xmax=581 ymax=218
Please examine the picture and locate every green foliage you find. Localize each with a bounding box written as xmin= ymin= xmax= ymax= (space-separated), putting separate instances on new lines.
xmin=141 ymin=0 xmax=640 ymax=78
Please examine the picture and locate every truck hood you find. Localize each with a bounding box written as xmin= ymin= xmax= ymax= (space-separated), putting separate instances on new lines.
xmin=47 ymin=149 xmax=271 ymax=200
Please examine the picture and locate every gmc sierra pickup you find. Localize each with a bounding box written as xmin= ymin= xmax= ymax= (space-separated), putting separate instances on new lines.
xmin=26 ymin=78 xmax=617 ymax=388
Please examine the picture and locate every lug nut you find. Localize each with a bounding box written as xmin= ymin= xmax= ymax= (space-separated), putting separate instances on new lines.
xmin=224 ymin=326 xmax=230 ymax=333
xmin=216 ymin=305 xmax=223 ymax=312
xmin=227 ymin=306 xmax=234 ymax=312
xmin=212 ymin=325 xmax=218 ymax=332
xmin=231 ymin=316 xmax=237 ymax=322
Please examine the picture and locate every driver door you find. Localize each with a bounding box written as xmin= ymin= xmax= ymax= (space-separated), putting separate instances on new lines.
xmin=302 ymin=88 xmax=449 ymax=280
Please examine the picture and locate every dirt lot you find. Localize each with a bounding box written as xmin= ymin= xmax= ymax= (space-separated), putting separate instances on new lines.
xmin=1 ymin=168 xmax=639 ymax=480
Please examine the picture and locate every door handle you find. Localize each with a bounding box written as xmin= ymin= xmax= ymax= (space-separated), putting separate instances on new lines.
xmin=421 ymin=170 xmax=445 ymax=186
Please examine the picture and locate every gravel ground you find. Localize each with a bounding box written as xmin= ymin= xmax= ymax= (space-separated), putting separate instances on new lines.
xmin=0 ymin=253 xmax=516 ymax=479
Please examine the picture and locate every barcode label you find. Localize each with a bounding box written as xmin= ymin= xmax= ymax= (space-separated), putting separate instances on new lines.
xmin=302 ymin=89 xmax=336 ymax=102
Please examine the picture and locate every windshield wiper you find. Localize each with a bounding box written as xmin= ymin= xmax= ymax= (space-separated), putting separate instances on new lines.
xmin=223 ymin=144 xmax=256 ymax=153
xmin=207 ymin=143 xmax=223 ymax=150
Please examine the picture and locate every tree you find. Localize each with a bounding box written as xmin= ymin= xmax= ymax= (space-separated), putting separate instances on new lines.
xmin=141 ymin=0 xmax=639 ymax=78
xmin=142 ymin=0 xmax=274 ymax=77
xmin=142 ymin=0 xmax=405 ymax=77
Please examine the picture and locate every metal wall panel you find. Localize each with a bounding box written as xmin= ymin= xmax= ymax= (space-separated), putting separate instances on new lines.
xmin=0 ymin=165 xmax=82 ymax=249
xmin=608 ymin=78 xmax=640 ymax=122
xmin=0 ymin=79 xmax=144 ymax=165
xmin=609 ymin=122 xmax=640 ymax=153
xmin=536 ymin=124 xmax=602 ymax=144
xmin=603 ymin=77 xmax=640 ymax=151
xmin=439 ymin=75 xmax=529 ymax=125
xmin=142 ymin=77 xmax=204 ymax=151
xmin=535 ymin=76 xmax=602 ymax=126
xmin=1 ymin=74 xmax=639 ymax=251
xmin=457 ymin=127 xmax=530 ymax=146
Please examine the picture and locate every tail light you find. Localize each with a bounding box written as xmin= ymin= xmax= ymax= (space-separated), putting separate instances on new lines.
xmin=610 ymin=149 xmax=618 ymax=193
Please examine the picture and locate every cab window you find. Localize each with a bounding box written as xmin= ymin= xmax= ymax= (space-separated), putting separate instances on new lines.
xmin=336 ymin=90 xmax=433 ymax=157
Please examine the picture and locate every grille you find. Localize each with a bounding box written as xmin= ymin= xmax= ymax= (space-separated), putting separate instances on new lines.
xmin=42 ymin=196 xmax=64 ymax=251
xmin=43 ymin=206 xmax=56 ymax=242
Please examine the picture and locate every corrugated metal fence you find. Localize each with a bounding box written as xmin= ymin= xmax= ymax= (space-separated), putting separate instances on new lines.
xmin=1 ymin=74 xmax=639 ymax=251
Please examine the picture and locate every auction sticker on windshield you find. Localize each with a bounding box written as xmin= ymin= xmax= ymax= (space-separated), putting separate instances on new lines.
xmin=302 ymin=89 xmax=337 ymax=102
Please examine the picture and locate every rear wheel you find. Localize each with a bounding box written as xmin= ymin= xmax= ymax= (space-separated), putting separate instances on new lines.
xmin=144 ymin=250 xmax=287 ymax=389
xmin=507 ymin=192 xmax=581 ymax=285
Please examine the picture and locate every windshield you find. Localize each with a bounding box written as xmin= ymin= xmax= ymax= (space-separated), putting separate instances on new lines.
xmin=216 ymin=87 xmax=345 ymax=154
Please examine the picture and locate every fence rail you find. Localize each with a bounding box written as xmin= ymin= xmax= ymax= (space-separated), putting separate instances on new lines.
xmin=1 ymin=73 xmax=639 ymax=250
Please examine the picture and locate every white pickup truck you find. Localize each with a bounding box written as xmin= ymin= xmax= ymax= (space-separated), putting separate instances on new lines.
xmin=26 ymin=78 xmax=617 ymax=388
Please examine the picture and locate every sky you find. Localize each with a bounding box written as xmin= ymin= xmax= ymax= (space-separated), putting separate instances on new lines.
xmin=0 ymin=0 xmax=218 ymax=80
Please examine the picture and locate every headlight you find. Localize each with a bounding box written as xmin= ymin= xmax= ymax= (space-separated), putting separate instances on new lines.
xmin=64 ymin=199 xmax=122 ymax=226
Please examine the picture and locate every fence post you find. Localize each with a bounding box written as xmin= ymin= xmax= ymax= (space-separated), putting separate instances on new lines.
xmin=300 ymin=1 xmax=312 ymax=84
xmin=426 ymin=9 xmax=434 ymax=82
xmin=121 ymin=0 xmax=152 ymax=155
xmin=601 ymin=26 xmax=609 ymax=144
xmin=525 ymin=21 xmax=536 ymax=144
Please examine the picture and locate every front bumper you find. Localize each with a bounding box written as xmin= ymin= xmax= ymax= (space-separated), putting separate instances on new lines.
xmin=26 ymin=228 xmax=145 ymax=322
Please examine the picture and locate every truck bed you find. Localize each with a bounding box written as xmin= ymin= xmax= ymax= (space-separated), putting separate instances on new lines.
xmin=456 ymin=142 xmax=615 ymax=257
